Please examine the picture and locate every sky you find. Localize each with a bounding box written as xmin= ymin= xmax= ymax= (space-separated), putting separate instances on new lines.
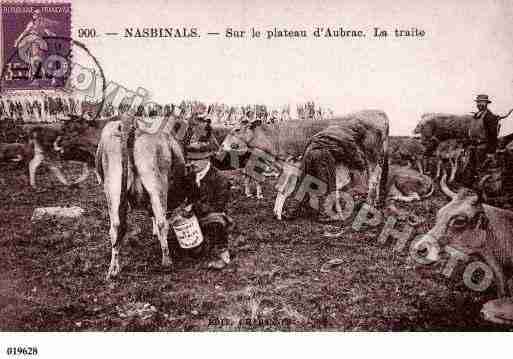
xmin=69 ymin=0 xmax=512 ymax=134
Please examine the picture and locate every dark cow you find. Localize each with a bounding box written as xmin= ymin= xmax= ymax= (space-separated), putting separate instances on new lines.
xmin=415 ymin=111 xmax=513 ymax=156
xmin=434 ymin=139 xmax=471 ymax=183
xmin=389 ymin=136 xmax=426 ymax=173
xmin=0 ymin=142 xmax=33 ymax=165
xmin=413 ymin=113 xmax=484 ymax=155
xmin=27 ymin=125 xmax=93 ymax=188
xmin=57 ymin=116 xmax=111 ymax=184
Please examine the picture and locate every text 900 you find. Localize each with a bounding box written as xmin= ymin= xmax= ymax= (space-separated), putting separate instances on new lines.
xmin=6 ymin=347 xmax=38 ymax=356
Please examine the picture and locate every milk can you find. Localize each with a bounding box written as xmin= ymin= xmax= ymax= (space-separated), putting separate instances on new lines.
xmin=171 ymin=209 xmax=204 ymax=249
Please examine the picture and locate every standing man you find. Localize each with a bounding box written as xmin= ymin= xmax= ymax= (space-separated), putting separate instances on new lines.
xmin=474 ymin=94 xmax=500 ymax=154
xmin=469 ymin=94 xmax=513 ymax=181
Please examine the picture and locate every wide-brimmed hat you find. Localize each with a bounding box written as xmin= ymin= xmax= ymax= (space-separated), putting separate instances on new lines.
xmin=185 ymin=140 xmax=215 ymax=160
xmin=186 ymin=150 xmax=213 ymax=160
xmin=475 ymin=94 xmax=492 ymax=103
xmin=249 ymin=117 xmax=262 ymax=127
xmin=195 ymin=107 xmax=212 ymax=124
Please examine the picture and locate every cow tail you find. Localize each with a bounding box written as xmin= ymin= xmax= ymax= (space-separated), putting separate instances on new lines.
xmin=378 ymin=120 xmax=390 ymax=208
xmin=170 ymin=136 xmax=187 ymax=179
xmin=119 ymin=115 xmax=135 ymax=234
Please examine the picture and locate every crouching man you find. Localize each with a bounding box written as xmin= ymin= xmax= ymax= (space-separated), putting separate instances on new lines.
xmin=184 ymin=141 xmax=234 ymax=269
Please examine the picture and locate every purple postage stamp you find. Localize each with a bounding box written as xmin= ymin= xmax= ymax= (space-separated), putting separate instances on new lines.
xmin=1 ymin=2 xmax=71 ymax=91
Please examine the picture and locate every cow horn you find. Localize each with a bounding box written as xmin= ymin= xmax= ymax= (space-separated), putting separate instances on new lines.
xmin=477 ymin=174 xmax=492 ymax=202
xmin=53 ymin=136 xmax=64 ymax=153
xmin=478 ymin=174 xmax=492 ymax=190
xmin=440 ymin=170 xmax=457 ymax=199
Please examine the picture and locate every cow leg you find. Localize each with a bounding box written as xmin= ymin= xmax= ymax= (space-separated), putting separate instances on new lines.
xmin=449 ymin=158 xmax=457 ymax=183
xmin=244 ymin=176 xmax=252 ymax=197
xmin=139 ymin=170 xmax=172 ymax=267
xmin=150 ymin=195 xmax=171 ymax=267
xmin=152 ymin=217 xmax=158 ymax=236
xmin=105 ymin=174 xmax=125 ymax=280
xmin=28 ymin=152 xmax=44 ymax=188
xmin=273 ymin=165 xmax=300 ymax=220
xmin=435 ymin=160 xmax=441 ymax=179
xmin=256 ymin=181 xmax=264 ymax=200
xmin=366 ymin=164 xmax=382 ymax=208
xmin=416 ymin=159 xmax=424 ymax=174
xmin=29 ymin=153 xmax=45 ymax=188
xmin=334 ymin=164 xmax=350 ymax=214
xmin=95 ymin=170 xmax=102 ymax=184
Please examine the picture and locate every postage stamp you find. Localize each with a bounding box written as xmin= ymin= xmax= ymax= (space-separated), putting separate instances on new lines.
xmin=1 ymin=1 xmax=71 ymax=91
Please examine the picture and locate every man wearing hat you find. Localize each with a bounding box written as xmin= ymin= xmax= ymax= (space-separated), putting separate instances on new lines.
xmin=186 ymin=107 xmax=219 ymax=155
xmin=184 ymin=108 xmax=234 ymax=269
xmin=474 ymin=94 xmax=500 ymax=154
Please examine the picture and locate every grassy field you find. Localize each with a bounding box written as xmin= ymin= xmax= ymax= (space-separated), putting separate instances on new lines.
xmin=0 ymin=161 xmax=510 ymax=331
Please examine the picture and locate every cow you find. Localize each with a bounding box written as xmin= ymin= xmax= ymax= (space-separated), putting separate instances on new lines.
xmin=217 ymin=120 xmax=276 ymax=198
xmin=389 ymin=136 xmax=426 ymax=173
xmin=0 ymin=142 xmax=33 ymax=165
xmin=434 ymin=139 xmax=471 ymax=183
xmin=96 ymin=115 xmax=194 ymax=279
xmin=26 ymin=125 xmax=93 ymax=188
xmin=277 ymin=158 xmax=432 ymax=205
xmin=56 ymin=116 xmax=111 ymax=184
xmin=424 ymin=172 xmax=513 ymax=298
xmin=476 ymin=148 xmax=513 ymax=208
xmin=219 ymin=116 xmax=355 ymax=199
xmin=272 ymin=110 xmax=389 ymax=221
xmin=23 ymin=116 xmax=112 ymax=189
xmin=386 ymin=165 xmax=434 ymax=202
xmin=413 ymin=113 xmax=485 ymax=155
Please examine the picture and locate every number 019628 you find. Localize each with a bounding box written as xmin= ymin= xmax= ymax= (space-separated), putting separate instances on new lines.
xmin=5 ymin=347 xmax=38 ymax=356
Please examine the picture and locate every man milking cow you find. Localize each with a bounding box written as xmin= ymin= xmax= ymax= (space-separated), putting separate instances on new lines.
xmin=182 ymin=108 xmax=234 ymax=269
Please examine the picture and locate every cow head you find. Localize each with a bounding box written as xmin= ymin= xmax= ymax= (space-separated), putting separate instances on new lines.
xmin=217 ymin=120 xmax=276 ymax=171
xmin=220 ymin=122 xmax=250 ymax=152
xmin=217 ymin=122 xmax=253 ymax=167
xmin=57 ymin=116 xmax=100 ymax=168
xmin=220 ymin=119 xmax=270 ymax=151
xmin=424 ymin=172 xmax=489 ymax=261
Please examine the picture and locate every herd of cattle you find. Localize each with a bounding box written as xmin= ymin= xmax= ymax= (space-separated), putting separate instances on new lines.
xmin=1 ymin=109 xmax=512 ymax=300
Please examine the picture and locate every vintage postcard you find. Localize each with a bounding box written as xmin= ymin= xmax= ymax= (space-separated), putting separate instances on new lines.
xmin=0 ymin=0 xmax=512 ymax=355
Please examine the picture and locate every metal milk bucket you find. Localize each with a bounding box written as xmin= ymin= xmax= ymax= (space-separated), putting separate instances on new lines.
xmin=171 ymin=213 xmax=204 ymax=249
